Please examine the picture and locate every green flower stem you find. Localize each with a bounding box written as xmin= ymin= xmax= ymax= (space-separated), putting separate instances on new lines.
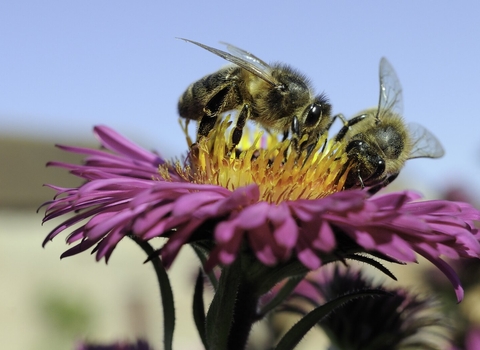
xmin=131 ymin=237 xmax=175 ymax=350
xmin=222 ymin=255 xmax=310 ymax=349
xmin=227 ymin=278 xmax=260 ymax=350
xmin=216 ymin=253 xmax=346 ymax=349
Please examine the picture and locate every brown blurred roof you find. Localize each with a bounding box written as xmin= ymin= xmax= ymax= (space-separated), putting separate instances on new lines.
xmin=0 ymin=136 xmax=93 ymax=209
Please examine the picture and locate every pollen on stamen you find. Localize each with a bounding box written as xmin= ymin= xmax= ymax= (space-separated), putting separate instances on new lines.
xmin=160 ymin=117 xmax=351 ymax=204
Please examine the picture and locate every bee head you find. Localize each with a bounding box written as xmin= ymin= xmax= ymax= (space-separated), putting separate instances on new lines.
xmin=345 ymin=139 xmax=386 ymax=188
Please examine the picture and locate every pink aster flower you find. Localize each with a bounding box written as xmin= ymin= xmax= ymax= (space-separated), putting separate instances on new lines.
xmin=42 ymin=120 xmax=480 ymax=303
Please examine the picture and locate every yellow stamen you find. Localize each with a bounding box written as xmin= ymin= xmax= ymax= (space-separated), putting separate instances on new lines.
xmin=161 ymin=117 xmax=350 ymax=204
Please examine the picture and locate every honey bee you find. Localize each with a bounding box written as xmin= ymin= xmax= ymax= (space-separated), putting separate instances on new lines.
xmin=177 ymin=38 xmax=332 ymax=153
xmin=334 ymin=57 xmax=444 ymax=191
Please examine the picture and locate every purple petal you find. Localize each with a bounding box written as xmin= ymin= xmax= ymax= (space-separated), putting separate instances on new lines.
xmin=94 ymin=125 xmax=164 ymax=165
xmin=297 ymin=247 xmax=321 ymax=270
xmin=416 ymin=245 xmax=464 ymax=302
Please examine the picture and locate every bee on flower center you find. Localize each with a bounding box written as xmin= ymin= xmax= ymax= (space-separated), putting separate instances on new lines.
xmin=333 ymin=58 xmax=444 ymax=192
xmin=177 ymin=38 xmax=333 ymax=155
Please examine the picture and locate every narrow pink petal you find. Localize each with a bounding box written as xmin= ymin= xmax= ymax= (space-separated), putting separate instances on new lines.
xmin=374 ymin=234 xmax=417 ymax=262
xmin=60 ymin=239 xmax=99 ymax=258
xmin=94 ymin=125 xmax=164 ymax=164
xmin=95 ymin=227 xmax=126 ymax=262
xmin=215 ymin=217 xmax=242 ymax=243
xmin=206 ymin=232 xmax=243 ymax=270
xmin=297 ymin=248 xmax=321 ymax=270
xmin=132 ymin=203 xmax=174 ymax=234
xmin=247 ymin=223 xmax=279 ymax=266
xmin=171 ymin=191 xmax=225 ymax=217
xmin=236 ymin=202 xmax=270 ymax=229
xmin=161 ymin=219 xmax=204 ymax=267
xmin=371 ymin=191 xmax=419 ymax=210
xmin=314 ymin=221 xmax=336 ymax=252
xmin=267 ymin=202 xmax=290 ymax=224
xmin=273 ymin=214 xmax=298 ymax=249
xmin=142 ymin=215 xmax=191 ymax=240
xmin=86 ymin=210 xmax=135 ymax=240
xmin=416 ymin=246 xmax=464 ymax=302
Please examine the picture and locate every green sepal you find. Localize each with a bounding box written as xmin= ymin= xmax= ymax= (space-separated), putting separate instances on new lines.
xmin=347 ymin=253 xmax=398 ymax=280
xmin=205 ymin=258 xmax=242 ymax=350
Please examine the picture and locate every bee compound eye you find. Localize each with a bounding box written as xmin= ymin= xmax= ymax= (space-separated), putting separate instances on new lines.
xmin=346 ymin=140 xmax=364 ymax=153
xmin=371 ymin=158 xmax=386 ymax=179
xmin=305 ymin=104 xmax=322 ymax=127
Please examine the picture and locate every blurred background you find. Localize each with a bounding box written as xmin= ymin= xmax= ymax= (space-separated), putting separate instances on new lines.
xmin=1 ymin=1 xmax=479 ymax=349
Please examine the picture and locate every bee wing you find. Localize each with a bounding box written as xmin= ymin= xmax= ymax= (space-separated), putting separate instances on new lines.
xmin=376 ymin=57 xmax=404 ymax=120
xmin=177 ymin=38 xmax=278 ymax=86
xmin=408 ymin=123 xmax=445 ymax=159
xmin=220 ymin=41 xmax=271 ymax=71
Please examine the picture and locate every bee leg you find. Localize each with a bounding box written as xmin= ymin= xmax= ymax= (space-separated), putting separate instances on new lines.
xmin=358 ymin=172 xmax=365 ymax=189
xmin=290 ymin=115 xmax=301 ymax=154
xmin=301 ymin=133 xmax=320 ymax=163
xmin=320 ymin=137 xmax=328 ymax=153
xmin=198 ymin=85 xmax=231 ymax=139
xmin=303 ymin=113 xmax=341 ymax=153
xmin=281 ymin=116 xmax=300 ymax=161
xmin=230 ymin=104 xmax=250 ymax=152
xmin=301 ymin=122 xmax=335 ymax=162
xmin=366 ymin=183 xmax=381 ymax=195
xmin=335 ymin=114 xmax=368 ymax=142
xmin=367 ymin=173 xmax=399 ymax=195
xmin=325 ymin=113 xmax=346 ymax=133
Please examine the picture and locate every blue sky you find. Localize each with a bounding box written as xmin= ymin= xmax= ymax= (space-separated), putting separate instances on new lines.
xmin=1 ymin=1 xmax=479 ymax=196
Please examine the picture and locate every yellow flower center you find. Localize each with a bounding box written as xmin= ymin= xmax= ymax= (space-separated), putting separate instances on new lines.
xmin=160 ymin=117 xmax=350 ymax=204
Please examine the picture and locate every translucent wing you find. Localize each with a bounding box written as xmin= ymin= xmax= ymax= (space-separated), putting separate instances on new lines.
xmin=376 ymin=57 xmax=404 ymax=120
xmin=177 ymin=38 xmax=278 ymax=86
xmin=220 ymin=41 xmax=271 ymax=72
xmin=407 ymin=123 xmax=445 ymax=159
